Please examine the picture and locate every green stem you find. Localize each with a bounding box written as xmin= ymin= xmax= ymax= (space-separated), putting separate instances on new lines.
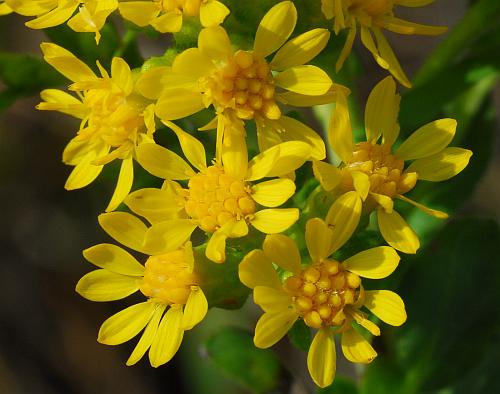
xmin=413 ymin=0 xmax=500 ymax=86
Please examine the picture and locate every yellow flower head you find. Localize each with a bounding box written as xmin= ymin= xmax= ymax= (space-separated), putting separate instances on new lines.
xmin=76 ymin=211 xmax=208 ymax=367
xmin=321 ymin=0 xmax=447 ymax=87
xmin=314 ymin=76 xmax=473 ymax=253
xmin=6 ymin=0 xmax=118 ymax=44
xmin=127 ymin=120 xmax=312 ymax=263
xmin=119 ymin=0 xmax=230 ymax=33
xmin=0 ymin=0 xmax=12 ymax=15
xmin=239 ymin=201 xmax=406 ymax=388
xmin=138 ymin=0 xmax=346 ymax=159
xmin=37 ymin=43 xmax=156 ymax=212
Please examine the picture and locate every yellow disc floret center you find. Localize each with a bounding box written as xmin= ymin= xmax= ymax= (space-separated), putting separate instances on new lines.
xmin=349 ymin=0 xmax=394 ymax=17
xmin=284 ymin=260 xmax=361 ymax=329
xmin=161 ymin=0 xmax=202 ymax=16
xmin=204 ymin=50 xmax=281 ymax=121
xmin=184 ymin=165 xmax=255 ymax=233
xmin=342 ymin=142 xmax=417 ymax=198
xmin=140 ymin=250 xmax=198 ymax=305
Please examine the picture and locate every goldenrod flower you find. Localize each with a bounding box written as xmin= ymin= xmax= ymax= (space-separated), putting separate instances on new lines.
xmin=239 ymin=199 xmax=406 ymax=388
xmin=76 ymin=211 xmax=208 ymax=367
xmin=6 ymin=0 xmax=118 ymax=44
xmin=137 ymin=1 xmax=345 ymax=159
xmin=314 ymin=76 xmax=472 ymax=253
xmin=0 ymin=0 xmax=12 ymax=15
xmin=321 ymin=0 xmax=447 ymax=87
xmin=37 ymin=43 xmax=156 ymax=212
xmin=119 ymin=0 xmax=230 ymax=33
xmin=127 ymin=120 xmax=311 ymax=263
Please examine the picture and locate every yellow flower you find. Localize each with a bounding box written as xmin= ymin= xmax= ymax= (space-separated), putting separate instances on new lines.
xmin=127 ymin=120 xmax=311 ymax=263
xmin=239 ymin=201 xmax=406 ymax=388
xmin=76 ymin=211 xmax=208 ymax=367
xmin=0 ymin=0 xmax=12 ymax=15
xmin=37 ymin=42 xmax=156 ymax=212
xmin=314 ymin=76 xmax=472 ymax=253
xmin=118 ymin=0 xmax=230 ymax=33
xmin=321 ymin=0 xmax=447 ymax=87
xmin=6 ymin=0 xmax=118 ymax=44
xmin=137 ymin=0 xmax=346 ymax=159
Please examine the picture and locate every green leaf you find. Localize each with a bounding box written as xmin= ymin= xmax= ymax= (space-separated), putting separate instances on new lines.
xmin=318 ymin=376 xmax=359 ymax=394
xmin=361 ymin=217 xmax=500 ymax=394
xmin=288 ymin=319 xmax=312 ymax=352
xmin=205 ymin=326 xmax=282 ymax=394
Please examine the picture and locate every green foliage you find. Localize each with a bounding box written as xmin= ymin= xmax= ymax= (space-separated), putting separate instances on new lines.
xmin=205 ymin=326 xmax=282 ymax=393
xmin=318 ymin=376 xmax=359 ymax=394
xmin=288 ymin=319 xmax=312 ymax=352
xmin=360 ymin=218 xmax=500 ymax=394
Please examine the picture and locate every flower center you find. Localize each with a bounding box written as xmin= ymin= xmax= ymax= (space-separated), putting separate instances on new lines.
xmin=342 ymin=142 xmax=417 ymax=198
xmin=161 ymin=0 xmax=202 ymax=16
xmin=203 ymin=50 xmax=281 ymax=121
xmin=183 ymin=165 xmax=255 ymax=233
xmin=140 ymin=250 xmax=198 ymax=305
xmin=349 ymin=0 xmax=394 ymax=17
xmin=284 ymin=260 xmax=361 ymax=328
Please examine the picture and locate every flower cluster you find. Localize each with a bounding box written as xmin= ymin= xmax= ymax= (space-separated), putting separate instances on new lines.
xmin=4 ymin=0 xmax=473 ymax=388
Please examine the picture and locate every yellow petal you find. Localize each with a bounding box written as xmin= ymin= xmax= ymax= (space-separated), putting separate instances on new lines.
xmin=406 ymin=147 xmax=472 ymax=182
xmin=336 ymin=26 xmax=356 ymax=72
xmin=239 ymin=249 xmax=281 ymax=289
xmin=395 ymin=118 xmax=457 ymax=160
xmin=64 ymin=151 xmax=104 ymax=190
xmin=370 ymin=192 xmax=394 ymax=213
xmin=254 ymin=310 xmax=298 ymax=348
xmin=360 ymin=26 xmax=389 ymax=70
xmin=125 ymin=187 xmax=183 ymax=223
xmin=351 ymin=310 xmax=381 ymax=336
xmin=150 ymin=10 xmax=183 ymax=33
xmin=149 ymin=305 xmax=184 ymax=367
xmin=206 ymin=220 xmax=249 ymax=263
xmin=396 ymin=194 xmax=449 ymax=219
xmin=377 ymin=209 xmax=420 ymax=254
xmin=364 ymin=76 xmax=398 ymax=144
xmin=136 ymin=143 xmax=195 ymax=180
xmin=253 ymin=286 xmax=293 ymax=313
xmin=126 ymin=305 xmax=166 ymax=366
xmin=172 ymin=47 xmax=214 ymax=79
xmin=275 ymin=65 xmax=332 ymax=96
xmin=325 ymin=191 xmax=362 ymax=254
xmin=273 ymin=116 xmax=326 ymax=160
xmin=136 ymin=66 xmax=170 ymax=99
xmin=164 ymin=120 xmax=207 ymax=172
xmin=328 ymin=91 xmax=353 ymax=163
xmin=343 ymin=246 xmax=400 ymax=279
xmin=306 ymin=218 xmax=334 ymax=263
xmin=351 ymin=170 xmax=370 ymax=201
xmin=118 ymin=1 xmax=160 ymax=26
xmin=312 ymin=160 xmax=342 ymax=191
xmin=155 ymin=88 xmax=204 ymax=121
xmin=76 ymin=269 xmax=139 ymax=301
xmin=341 ymin=329 xmax=377 ymax=364
xmin=40 ymin=43 xmax=96 ymax=83
xmin=182 ymin=286 xmax=208 ymax=330
xmin=276 ymin=84 xmax=349 ymax=107
xmin=254 ymin=1 xmax=297 ymax=57
xmin=198 ymin=25 xmax=232 ymax=61
xmin=382 ymin=16 xmax=447 ymax=36
xmin=263 ymin=234 xmax=301 ymax=273
xmin=221 ymin=118 xmax=248 ymax=179
xmin=199 ymin=0 xmax=230 ymax=27
xmin=98 ymin=302 xmax=156 ymax=345
xmin=38 ymin=88 xmax=86 ymax=118
xmin=307 ymin=329 xmax=336 ymax=388
xmin=5 ymin=0 xmax=52 ymax=16
xmin=0 ymin=3 xmax=11 ymax=15
xmin=98 ymin=212 xmax=148 ymax=252
xmin=251 ymin=208 xmax=299 ymax=234
xmin=143 ymin=219 xmax=197 ymax=255
xmin=251 ymin=178 xmax=295 ymax=208
xmin=82 ymin=243 xmax=144 ymax=276
xmin=25 ymin=2 xmax=78 ymax=29
xmin=111 ymin=57 xmax=133 ymax=95
xmin=363 ymin=290 xmax=407 ymax=326
xmin=372 ymin=28 xmax=412 ymax=88
xmin=105 ymin=157 xmax=134 ymax=212
xmin=246 ymin=141 xmax=310 ymax=181
xmin=271 ymin=28 xmax=330 ymax=70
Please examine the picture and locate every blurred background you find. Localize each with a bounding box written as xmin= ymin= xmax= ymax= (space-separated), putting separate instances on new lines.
xmin=0 ymin=0 xmax=498 ymax=393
